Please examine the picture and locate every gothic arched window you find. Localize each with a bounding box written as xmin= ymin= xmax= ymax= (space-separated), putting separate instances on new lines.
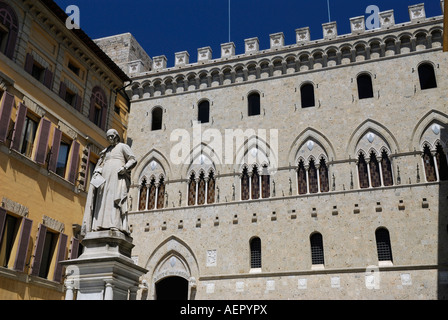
xmin=207 ymin=171 xmax=216 ymax=204
xmin=422 ymin=145 xmax=437 ymax=182
xmin=251 ymin=166 xmax=260 ymax=200
xmin=308 ymin=159 xmax=318 ymax=194
xmin=297 ymin=160 xmax=307 ymax=195
xmin=381 ymin=150 xmax=393 ymax=186
xmin=0 ymin=2 xmax=19 ymax=59
xmin=369 ymin=152 xmax=381 ymax=188
xmin=188 ymin=173 xmax=197 ymax=206
xmin=241 ymin=167 xmax=250 ymax=201
xmin=358 ymin=153 xmax=369 ymax=189
xmin=138 ymin=179 xmax=148 ymax=211
xmin=197 ymin=172 xmax=206 ymax=205
xmin=261 ymin=165 xmax=270 ymax=199
xmin=319 ymin=158 xmax=330 ymax=193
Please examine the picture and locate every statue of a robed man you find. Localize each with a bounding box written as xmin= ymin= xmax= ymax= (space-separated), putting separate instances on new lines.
xmin=82 ymin=129 xmax=137 ymax=236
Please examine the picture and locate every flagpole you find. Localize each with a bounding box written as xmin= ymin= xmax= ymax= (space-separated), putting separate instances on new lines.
xmin=327 ymin=0 xmax=331 ymax=22
xmin=229 ymin=0 xmax=231 ymax=42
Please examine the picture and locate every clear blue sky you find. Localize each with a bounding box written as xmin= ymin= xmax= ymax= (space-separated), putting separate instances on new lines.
xmin=54 ymin=0 xmax=443 ymax=67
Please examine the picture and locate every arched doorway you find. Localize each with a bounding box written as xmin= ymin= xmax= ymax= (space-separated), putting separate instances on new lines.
xmin=155 ymin=276 xmax=189 ymax=300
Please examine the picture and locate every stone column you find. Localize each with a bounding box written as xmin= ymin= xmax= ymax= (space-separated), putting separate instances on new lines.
xmin=104 ymin=280 xmax=114 ymax=300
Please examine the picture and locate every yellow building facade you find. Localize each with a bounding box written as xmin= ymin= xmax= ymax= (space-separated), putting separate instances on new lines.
xmin=0 ymin=0 xmax=130 ymax=299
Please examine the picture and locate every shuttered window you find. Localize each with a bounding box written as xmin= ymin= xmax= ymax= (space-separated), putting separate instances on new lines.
xmin=19 ymin=116 xmax=38 ymax=158
xmin=67 ymin=140 xmax=80 ymax=184
xmin=48 ymin=128 xmax=62 ymax=173
xmin=0 ymin=91 xmax=14 ymax=143
xmin=10 ymin=102 xmax=27 ymax=151
xmin=13 ymin=217 xmax=32 ymax=272
xmin=53 ymin=233 xmax=68 ymax=282
xmin=31 ymin=224 xmax=66 ymax=281
xmin=0 ymin=209 xmax=32 ymax=272
xmin=34 ymin=118 xmax=51 ymax=165
xmin=0 ymin=208 xmax=18 ymax=268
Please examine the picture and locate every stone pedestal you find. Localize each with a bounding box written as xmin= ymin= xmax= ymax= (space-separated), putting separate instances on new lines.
xmin=61 ymin=230 xmax=147 ymax=300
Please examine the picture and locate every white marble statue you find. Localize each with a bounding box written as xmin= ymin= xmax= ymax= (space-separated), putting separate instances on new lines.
xmin=82 ymin=129 xmax=137 ymax=236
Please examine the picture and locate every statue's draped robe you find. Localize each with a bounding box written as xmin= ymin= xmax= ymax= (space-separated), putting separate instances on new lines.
xmin=82 ymin=143 xmax=137 ymax=235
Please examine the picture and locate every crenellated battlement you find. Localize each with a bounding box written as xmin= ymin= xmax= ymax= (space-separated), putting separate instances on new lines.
xmin=127 ymin=2 xmax=445 ymax=100
xmin=144 ymin=2 xmax=442 ymax=74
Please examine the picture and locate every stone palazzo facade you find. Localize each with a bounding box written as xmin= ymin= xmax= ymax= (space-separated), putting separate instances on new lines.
xmin=98 ymin=3 xmax=448 ymax=299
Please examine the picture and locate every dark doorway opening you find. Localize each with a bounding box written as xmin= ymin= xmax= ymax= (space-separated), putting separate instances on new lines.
xmin=155 ymin=276 xmax=189 ymax=300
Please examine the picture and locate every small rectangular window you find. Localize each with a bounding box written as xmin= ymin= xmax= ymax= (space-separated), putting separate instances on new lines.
xmin=64 ymin=89 xmax=76 ymax=107
xmin=31 ymin=62 xmax=45 ymax=83
xmin=68 ymin=61 xmax=80 ymax=76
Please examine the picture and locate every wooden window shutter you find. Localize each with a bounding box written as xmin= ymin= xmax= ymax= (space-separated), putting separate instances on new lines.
xmin=24 ymin=53 xmax=34 ymax=74
xmin=48 ymin=128 xmax=62 ymax=172
xmin=0 ymin=208 xmax=6 ymax=246
xmin=67 ymin=140 xmax=80 ymax=184
xmin=0 ymin=92 xmax=14 ymax=143
xmin=5 ymin=29 xmax=18 ymax=59
xmin=30 ymin=224 xmax=47 ymax=276
xmin=100 ymin=105 xmax=107 ymax=130
xmin=88 ymin=97 xmax=96 ymax=122
xmin=10 ymin=102 xmax=27 ymax=151
xmin=69 ymin=237 xmax=80 ymax=260
xmin=53 ymin=233 xmax=68 ymax=282
xmin=43 ymin=69 xmax=54 ymax=90
xmin=58 ymin=81 xmax=67 ymax=99
xmin=34 ymin=118 xmax=51 ymax=165
xmin=13 ymin=217 xmax=33 ymax=272
xmin=74 ymin=94 xmax=82 ymax=112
